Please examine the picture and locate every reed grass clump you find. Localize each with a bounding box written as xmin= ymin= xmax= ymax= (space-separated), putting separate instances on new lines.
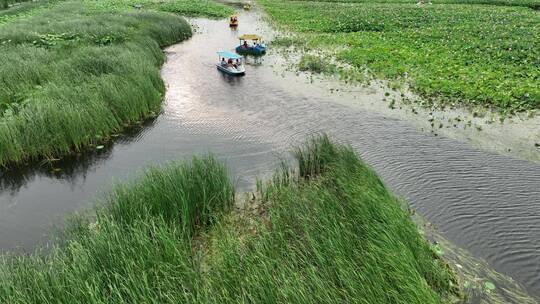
xmin=104 ymin=155 xmax=235 ymax=234
xmin=0 ymin=155 xmax=233 ymax=303
xmin=0 ymin=137 xmax=457 ymax=303
xmin=294 ymin=133 xmax=338 ymax=178
xmin=206 ymin=136 xmax=456 ymax=303
xmin=0 ymin=2 xmax=192 ymax=166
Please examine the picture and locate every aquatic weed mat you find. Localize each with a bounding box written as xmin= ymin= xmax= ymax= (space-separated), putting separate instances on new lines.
xmin=82 ymin=0 xmax=234 ymax=17
xmin=258 ymin=0 xmax=540 ymax=113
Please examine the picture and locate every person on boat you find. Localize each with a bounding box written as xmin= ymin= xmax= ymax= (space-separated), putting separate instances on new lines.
xmin=221 ymin=57 xmax=227 ymax=66
xmin=227 ymin=58 xmax=233 ymax=66
xmin=243 ymin=40 xmax=248 ymax=49
xmin=236 ymin=59 xmax=242 ymax=66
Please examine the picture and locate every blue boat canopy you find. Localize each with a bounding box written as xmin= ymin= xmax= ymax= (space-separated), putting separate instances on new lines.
xmin=217 ymin=51 xmax=242 ymax=59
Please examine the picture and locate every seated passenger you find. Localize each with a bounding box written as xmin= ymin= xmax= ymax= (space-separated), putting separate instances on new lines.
xmin=243 ymin=40 xmax=248 ymax=49
xmin=221 ymin=57 xmax=227 ymax=66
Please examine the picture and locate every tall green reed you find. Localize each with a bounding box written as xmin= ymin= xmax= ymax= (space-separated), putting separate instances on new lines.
xmin=0 ymin=136 xmax=457 ymax=303
xmin=201 ymin=135 xmax=456 ymax=303
xmin=0 ymin=2 xmax=192 ymax=166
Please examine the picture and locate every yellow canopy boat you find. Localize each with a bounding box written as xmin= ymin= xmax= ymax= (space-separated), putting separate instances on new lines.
xmin=238 ymin=34 xmax=261 ymax=41
xmin=236 ymin=34 xmax=266 ymax=55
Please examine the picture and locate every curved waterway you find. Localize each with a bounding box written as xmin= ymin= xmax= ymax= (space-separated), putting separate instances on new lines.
xmin=1 ymin=9 xmax=539 ymax=301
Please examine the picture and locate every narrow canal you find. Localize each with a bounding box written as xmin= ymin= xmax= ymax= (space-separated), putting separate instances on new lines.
xmin=1 ymin=9 xmax=539 ymax=300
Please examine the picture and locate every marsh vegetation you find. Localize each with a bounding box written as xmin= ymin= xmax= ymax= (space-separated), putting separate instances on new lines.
xmin=0 ymin=0 xmax=231 ymax=167
xmin=261 ymin=0 xmax=540 ymax=113
xmin=0 ymin=136 xmax=459 ymax=303
xmin=0 ymin=1 xmax=537 ymax=302
xmin=1 ymin=0 xmax=33 ymax=10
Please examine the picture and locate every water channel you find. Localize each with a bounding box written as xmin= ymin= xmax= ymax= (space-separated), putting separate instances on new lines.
xmin=0 ymin=8 xmax=539 ymax=301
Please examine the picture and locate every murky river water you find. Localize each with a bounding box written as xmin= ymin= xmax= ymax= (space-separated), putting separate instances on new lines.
xmin=1 ymin=9 xmax=539 ymax=301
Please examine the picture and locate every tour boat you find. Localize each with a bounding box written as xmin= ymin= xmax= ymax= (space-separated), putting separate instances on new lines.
xmin=235 ymin=34 xmax=266 ymax=55
xmin=216 ymin=51 xmax=245 ymax=76
xmin=229 ymin=14 xmax=238 ymax=27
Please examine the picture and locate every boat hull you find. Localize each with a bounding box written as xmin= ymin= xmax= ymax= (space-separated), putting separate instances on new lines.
xmin=216 ymin=64 xmax=245 ymax=76
xmin=236 ymin=46 xmax=266 ymax=56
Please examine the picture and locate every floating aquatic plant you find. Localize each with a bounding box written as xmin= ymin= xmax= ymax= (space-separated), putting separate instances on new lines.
xmin=260 ymin=0 xmax=540 ymax=112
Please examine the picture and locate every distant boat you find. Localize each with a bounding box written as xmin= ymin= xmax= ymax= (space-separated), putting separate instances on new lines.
xmin=229 ymin=14 xmax=238 ymax=27
xmin=236 ymin=34 xmax=266 ymax=56
xmin=216 ymin=51 xmax=245 ymax=76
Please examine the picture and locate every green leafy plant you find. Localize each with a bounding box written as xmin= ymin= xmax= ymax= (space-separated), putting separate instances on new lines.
xmin=298 ymin=54 xmax=338 ymax=74
xmin=260 ymin=0 xmax=540 ymax=112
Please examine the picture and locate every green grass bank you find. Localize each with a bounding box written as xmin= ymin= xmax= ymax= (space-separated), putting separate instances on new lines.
xmin=0 ymin=0 xmax=232 ymax=167
xmin=260 ymin=0 xmax=540 ymax=113
xmin=0 ymin=136 xmax=458 ymax=303
xmin=83 ymin=0 xmax=234 ymax=18
xmin=1 ymin=0 xmax=33 ymax=10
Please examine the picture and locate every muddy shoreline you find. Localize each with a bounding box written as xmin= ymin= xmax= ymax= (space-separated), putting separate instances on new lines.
xmin=267 ymin=47 xmax=540 ymax=163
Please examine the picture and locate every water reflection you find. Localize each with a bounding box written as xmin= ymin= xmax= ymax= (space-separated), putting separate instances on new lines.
xmin=0 ymin=118 xmax=157 ymax=193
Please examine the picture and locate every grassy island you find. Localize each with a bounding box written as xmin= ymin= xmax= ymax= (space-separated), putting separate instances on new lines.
xmin=0 ymin=136 xmax=458 ymax=303
xmin=0 ymin=0 xmax=232 ymax=167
